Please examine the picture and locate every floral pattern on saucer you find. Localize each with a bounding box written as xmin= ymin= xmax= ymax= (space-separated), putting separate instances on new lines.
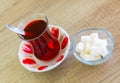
xmin=18 ymin=25 xmax=70 ymax=72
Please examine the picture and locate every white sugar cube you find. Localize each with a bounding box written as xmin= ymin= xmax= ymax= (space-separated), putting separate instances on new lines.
xmin=80 ymin=53 xmax=95 ymax=61
xmin=93 ymin=38 xmax=108 ymax=47
xmin=75 ymin=42 xmax=84 ymax=53
xmin=94 ymin=55 xmax=101 ymax=60
xmin=85 ymin=43 xmax=90 ymax=50
xmin=79 ymin=52 xmax=86 ymax=60
xmin=81 ymin=35 xmax=91 ymax=44
xmin=84 ymin=43 xmax=91 ymax=54
xmin=90 ymin=33 xmax=99 ymax=39
xmin=100 ymin=39 xmax=108 ymax=46
xmin=80 ymin=52 xmax=101 ymax=61
xmin=90 ymin=33 xmax=99 ymax=46
xmin=84 ymin=55 xmax=95 ymax=61
xmin=90 ymin=46 xmax=100 ymax=57
xmin=91 ymin=38 xmax=101 ymax=46
xmin=90 ymin=46 xmax=101 ymax=60
xmin=99 ymin=46 xmax=109 ymax=57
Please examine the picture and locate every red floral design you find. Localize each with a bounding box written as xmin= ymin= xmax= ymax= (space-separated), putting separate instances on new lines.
xmin=23 ymin=58 xmax=36 ymax=64
xmin=56 ymin=55 xmax=64 ymax=62
xmin=37 ymin=66 xmax=48 ymax=70
xmin=51 ymin=27 xmax=59 ymax=38
xmin=61 ymin=37 xmax=68 ymax=49
xmin=22 ymin=43 xmax=33 ymax=54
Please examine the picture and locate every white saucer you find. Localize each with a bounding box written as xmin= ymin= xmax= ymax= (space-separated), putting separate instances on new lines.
xmin=18 ymin=25 xmax=70 ymax=72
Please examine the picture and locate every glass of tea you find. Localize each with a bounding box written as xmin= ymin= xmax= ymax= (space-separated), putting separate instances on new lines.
xmin=7 ymin=13 xmax=60 ymax=61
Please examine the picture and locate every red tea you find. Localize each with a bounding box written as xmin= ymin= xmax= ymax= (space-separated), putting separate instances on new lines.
xmin=19 ymin=20 xmax=60 ymax=61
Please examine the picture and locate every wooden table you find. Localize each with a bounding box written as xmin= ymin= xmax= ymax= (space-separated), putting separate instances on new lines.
xmin=0 ymin=0 xmax=120 ymax=83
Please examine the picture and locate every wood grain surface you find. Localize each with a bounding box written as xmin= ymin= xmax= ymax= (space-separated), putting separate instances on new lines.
xmin=0 ymin=0 xmax=120 ymax=83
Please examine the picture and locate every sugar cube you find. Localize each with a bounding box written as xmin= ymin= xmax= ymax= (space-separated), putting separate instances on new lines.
xmin=90 ymin=33 xmax=99 ymax=39
xmin=83 ymin=54 xmax=95 ymax=61
xmin=100 ymin=39 xmax=108 ymax=46
xmin=90 ymin=46 xmax=100 ymax=57
xmin=81 ymin=35 xmax=91 ymax=44
xmin=99 ymin=46 xmax=109 ymax=57
xmin=75 ymin=42 xmax=84 ymax=53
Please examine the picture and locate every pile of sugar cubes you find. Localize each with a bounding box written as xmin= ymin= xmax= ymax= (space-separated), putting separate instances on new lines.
xmin=75 ymin=33 xmax=109 ymax=61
